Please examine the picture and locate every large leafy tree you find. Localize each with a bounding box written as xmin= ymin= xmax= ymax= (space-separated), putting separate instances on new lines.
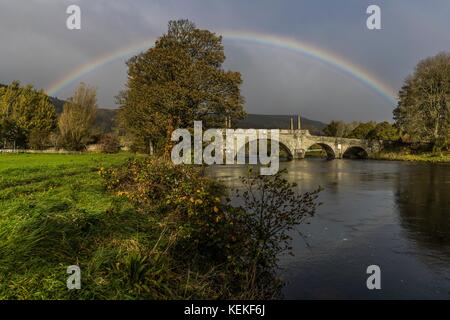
xmin=118 ymin=19 xmax=246 ymax=153
xmin=0 ymin=81 xmax=56 ymax=148
xmin=322 ymin=120 xmax=358 ymax=138
xmin=322 ymin=121 xmax=340 ymax=137
xmin=58 ymin=83 xmax=97 ymax=151
xmin=347 ymin=122 xmax=376 ymax=139
xmin=394 ymin=52 xmax=450 ymax=150
xmin=367 ymin=121 xmax=399 ymax=141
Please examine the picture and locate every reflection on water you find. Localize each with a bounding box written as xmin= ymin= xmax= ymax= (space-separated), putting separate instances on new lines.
xmin=205 ymin=159 xmax=450 ymax=299
xmin=395 ymin=165 xmax=450 ymax=269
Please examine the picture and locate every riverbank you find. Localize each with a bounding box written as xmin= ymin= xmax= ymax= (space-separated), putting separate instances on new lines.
xmin=370 ymin=151 xmax=450 ymax=163
xmin=0 ymin=153 xmax=216 ymax=299
xmin=0 ymin=153 xmax=283 ymax=299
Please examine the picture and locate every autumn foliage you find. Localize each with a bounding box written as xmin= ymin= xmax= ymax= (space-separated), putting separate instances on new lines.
xmin=117 ymin=20 xmax=246 ymax=154
xmin=101 ymin=158 xmax=321 ymax=297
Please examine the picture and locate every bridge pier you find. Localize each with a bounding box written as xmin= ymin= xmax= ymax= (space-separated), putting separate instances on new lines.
xmin=293 ymin=148 xmax=305 ymax=159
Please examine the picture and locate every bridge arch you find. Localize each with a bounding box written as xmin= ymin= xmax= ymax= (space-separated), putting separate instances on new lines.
xmin=235 ymin=138 xmax=294 ymax=162
xmin=342 ymin=146 xmax=369 ymax=159
xmin=304 ymin=142 xmax=336 ymax=159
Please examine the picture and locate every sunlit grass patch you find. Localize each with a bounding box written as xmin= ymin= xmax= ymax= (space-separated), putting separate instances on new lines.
xmin=372 ymin=151 xmax=450 ymax=163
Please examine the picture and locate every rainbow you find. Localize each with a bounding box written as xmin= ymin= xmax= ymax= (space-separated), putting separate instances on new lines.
xmin=46 ymin=30 xmax=397 ymax=104
xmin=46 ymin=37 xmax=157 ymax=97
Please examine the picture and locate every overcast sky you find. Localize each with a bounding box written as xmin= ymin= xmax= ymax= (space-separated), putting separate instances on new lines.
xmin=1 ymin=0 xmax=450 ymax=122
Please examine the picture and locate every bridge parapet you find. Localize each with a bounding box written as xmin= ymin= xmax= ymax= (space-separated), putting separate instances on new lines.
xmin=279 ymin=129 xmax=310 ymax=135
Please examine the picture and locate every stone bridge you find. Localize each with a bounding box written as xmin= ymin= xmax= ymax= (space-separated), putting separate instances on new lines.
xmin=232 ymin=129 xmax=382 ymax=160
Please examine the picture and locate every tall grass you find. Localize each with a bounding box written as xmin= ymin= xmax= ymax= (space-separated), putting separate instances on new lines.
xmin=0 ymin=154 xmax=178 ymax=298
xmin=0 ymin=153 xmax=265 ymax=299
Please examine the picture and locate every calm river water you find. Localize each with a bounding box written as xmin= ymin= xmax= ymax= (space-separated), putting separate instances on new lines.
xmin=205 ymin=159 xmax=450 ymax=299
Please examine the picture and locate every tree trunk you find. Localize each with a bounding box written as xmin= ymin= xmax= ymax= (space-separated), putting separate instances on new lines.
xmin=163 ymin=118 xmax=174 ymax=159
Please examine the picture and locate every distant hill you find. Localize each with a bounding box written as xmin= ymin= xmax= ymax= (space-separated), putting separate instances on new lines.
xmin=48 ymin=96 xmax=65 ymax=114
xmin=236 ymin=114 xmax=326 ymax=135
xmin=95 ymin=108 xmax=117 ymax=132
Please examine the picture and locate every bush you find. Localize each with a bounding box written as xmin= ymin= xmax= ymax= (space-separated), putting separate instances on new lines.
xmin=99 ymin=133 xmax=121 ymax=153
xmin=101 ymin=158 xmax=243 ymax=261
xmin=28 ymin=128 xmax=51 ymax=150
xmin=235 ymin=169 xmax=322 ymax=286
xmin=101 ymin=158 xmax=322 ymax=298
xmin=48 ymin=132 xmax=62 ymax=149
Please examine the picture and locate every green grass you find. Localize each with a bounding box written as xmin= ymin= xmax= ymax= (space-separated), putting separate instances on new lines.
xmin=0 ymin=152 xmax=221 ymax=299
xmin=371 ymin=151 xmax=450 ymax=163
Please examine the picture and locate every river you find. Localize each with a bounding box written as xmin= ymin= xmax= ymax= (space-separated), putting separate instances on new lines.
xmin=205 ymin=159 xmax=450 ymax=299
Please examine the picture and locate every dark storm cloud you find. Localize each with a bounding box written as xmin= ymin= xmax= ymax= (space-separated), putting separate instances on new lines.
xmin=1 ymin=0 xmax=450 ymax=122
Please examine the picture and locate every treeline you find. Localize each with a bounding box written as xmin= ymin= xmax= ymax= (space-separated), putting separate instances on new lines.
xmin=322 ymin=120 xmax=398 ymax=141
xmin=0 ymin=82 xmax=119 ymax=152
xmin=323 ymin=53 xmax=449 ymax=152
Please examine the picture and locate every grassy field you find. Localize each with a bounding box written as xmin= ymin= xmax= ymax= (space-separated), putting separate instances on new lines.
xmin=0 ymin=152 xmax=267 ymax=300
xmin=0 ymin=152 xmax=186 ymax=299
xmin=0 ymin=152 xmax=294 ymax=300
